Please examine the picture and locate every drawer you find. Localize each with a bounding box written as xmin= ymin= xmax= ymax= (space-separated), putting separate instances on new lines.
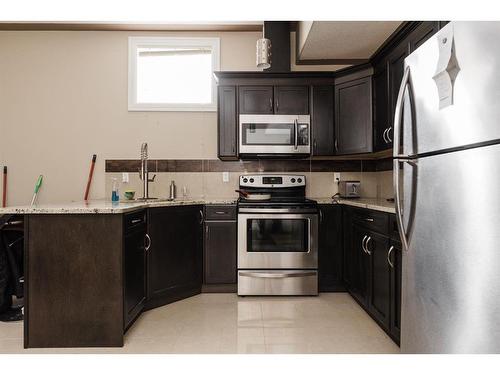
xmin=351 ymin=207 xmax=389 ymax=234
xmin=388 ymin=214 xmax=400 ymax=240
xmin=123 ymin=209 xmax=147 ymax=231
xmin=238 ymin=270 xmax=318 ymax=296
xmin=205 ymin=205 xmax=237 ymax=221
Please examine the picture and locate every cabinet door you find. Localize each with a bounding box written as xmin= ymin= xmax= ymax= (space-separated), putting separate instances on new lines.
xmin=274 ymin=86 xmax=309 ymax=114
xmin=366 ymin=231 xmax=391 ymax=330
xmin=124 ymin=225 xmax=146 ymax=328
xmin=350 ymin=224 xmax=370 ymax=306
xmin=388 ymin=42 xmax=409 ymax=133
xmin=389 ymin=240 xmax=402 ymax=343
xmin=409 ymin=21 xmax=440 ymax=52
xmin=218 ymin=86 xmax=238 ymax=160
xmin=147 ymin=206 xmax=203 ymax=309
xmin=373 ymin=61 xmax=391 ymax=151
xmin=318 ymin=205 xmax=343 ymax=291
xmin=311 ymin=86 xmax=335 ymax=156
xmin=239 ymin=86 xmax=274 ymax=114
xmin=335 ymin=76 xmax=373 ymax=155
xmin=204 ymin=221 xmax=237 ymax=284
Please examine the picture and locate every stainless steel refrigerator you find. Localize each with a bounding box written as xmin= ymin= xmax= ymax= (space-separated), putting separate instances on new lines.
xmin=394 ymin=22 xmax=500 ymax=353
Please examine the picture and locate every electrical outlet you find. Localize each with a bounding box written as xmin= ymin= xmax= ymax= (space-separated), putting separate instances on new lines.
xmin=222 ymin=172 xmax=229 ymax=183
xmin=334 ymin=173 xmax=341 ymax=183
xmin=122 ymin=172 xmax=129 ymax=183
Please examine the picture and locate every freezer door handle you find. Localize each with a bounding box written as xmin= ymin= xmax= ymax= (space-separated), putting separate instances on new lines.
xmin=393 ymin=66 xmax=413 ymax=159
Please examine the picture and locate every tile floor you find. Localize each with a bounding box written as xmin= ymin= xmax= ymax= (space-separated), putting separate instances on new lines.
xmin=0 ymin=293 xmax=399 ymax=354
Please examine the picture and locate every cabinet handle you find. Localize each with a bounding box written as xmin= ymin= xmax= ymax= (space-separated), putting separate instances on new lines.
xmin=276 ymin=98 xmax=279 ymax=112
xmin=319 ymin=208 xmax=323 ymax=223
xmin=144 ymin=234 xmax=151 ymax=252
xmin=269 ymin=97 xmax=273 ymax=112
xmin=383 ymin=128 xmax=389 ymax=143
xmin=205 ymin=225 xmax=209 ymax=240
xmin=199 ymin=209 xmax=204 ymax=224
xmin=334 ymin=139 xmax=338 ymax=152
xmin=387 ymin=245 xmax=395 ymax=268
xmin=215 ymin=211 xmax=226 ymax=215
xmin=131 ymin=218 xmax=142 ymax=224
xmin=362 ymin=235 xmax=368 ymax=254
xmin=313 ymin=139 xmax=317 ymax=152
xmin=386 ymin=127 xmax=393 ymax=142
xmin=365 ymin=236 xmax=372 ymax=255
xmin=364 ymin=218 xmax=374 ymax=222
xmin=232 ymin=143 xmax=235 ymax=154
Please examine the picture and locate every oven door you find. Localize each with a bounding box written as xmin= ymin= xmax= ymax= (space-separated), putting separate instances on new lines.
xmin=239 ymin=115 xmax=310 ymax=156
xmin=237 ymin=211 xmax=318 ymax=269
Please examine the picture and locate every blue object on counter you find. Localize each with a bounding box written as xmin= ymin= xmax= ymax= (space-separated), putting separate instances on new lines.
xmin=111 ymin=178 xmax=119 ymax=202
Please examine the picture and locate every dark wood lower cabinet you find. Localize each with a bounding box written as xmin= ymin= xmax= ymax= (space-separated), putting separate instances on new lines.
xmin=366 ymin=231 xmax=391 ymax=329
xmin=146 ymin=205 xmax=203 ymax=310
xmin=123 ymin=211 xmax=147 ymax=329
xmin=25 ymin=214 xmax=125 ymax=348
xmin=318 ymin=205 xmax=344 ymax=292
xmin=204 ymin=221 xmax=237 ymax=284
xmin=343 ymin=207 xmax=401 ymax=345
xmin=389 ymin=240 xmax=402 ymax=344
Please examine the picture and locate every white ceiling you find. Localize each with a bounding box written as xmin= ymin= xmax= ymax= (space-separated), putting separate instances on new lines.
xmin=298 ymin=21 xmax=403 ymax=60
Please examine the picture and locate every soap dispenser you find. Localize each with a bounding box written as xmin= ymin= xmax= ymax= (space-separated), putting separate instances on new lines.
xmin=169 ymin=180 xmax=176 ymax=201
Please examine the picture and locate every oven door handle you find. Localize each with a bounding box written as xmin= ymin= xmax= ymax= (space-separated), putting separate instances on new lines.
xmin=294 ymin=119 xmax=298 ymax=151
xmin=239 ymin=271 xmax=317 ymax=279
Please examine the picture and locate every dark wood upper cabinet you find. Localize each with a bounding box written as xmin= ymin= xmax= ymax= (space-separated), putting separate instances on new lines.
xmin=373 ymin=61 xmax=391 ymax=152
xmin=217 ymin=86 xmax=238 ymax=160
xmin=409 ymin=21 xmax=440 ymax=52
xmin=238 ymin=86 xmax=274 ymax=114
xmin=311 ymin=86 xmax=335 ymax=156
xmin=146 ymin=206 xmax=203 ymax=310
xmin=318 ymin=205 xmax=344 ymax=292
xmin=335 ymin=73 xmax=373 ymax=155
xmin=388 ymin=42 xmax=409 ymax=131
xmin=274 ymin=86 xmax=309 ymax=114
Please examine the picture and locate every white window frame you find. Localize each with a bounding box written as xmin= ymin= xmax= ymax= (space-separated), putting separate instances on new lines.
xmin=128 ymin=36 xmax=220 ymax=112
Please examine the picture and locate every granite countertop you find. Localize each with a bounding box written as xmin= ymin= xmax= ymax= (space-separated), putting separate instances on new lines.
xmin=313 ymin=197 xmax=396 ymax=214
xmin=0 ymin=197 xmax=238 ymax=215
xmin=0 ymin=197 xmax=395 ymax=215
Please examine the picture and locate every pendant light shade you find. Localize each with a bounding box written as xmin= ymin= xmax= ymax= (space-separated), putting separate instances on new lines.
xmin=256 ymin=38 xmax=272 ymax=69
xmin=256 ymin=24 xmax=271 ymax=69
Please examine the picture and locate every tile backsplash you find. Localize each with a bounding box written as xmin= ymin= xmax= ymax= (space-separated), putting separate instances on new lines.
xmin=105 ymin=170 xmax=393 ymax=201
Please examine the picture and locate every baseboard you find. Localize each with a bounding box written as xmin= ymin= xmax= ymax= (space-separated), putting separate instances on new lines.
xmin=202 ymin=284 xmax=237 ymax=293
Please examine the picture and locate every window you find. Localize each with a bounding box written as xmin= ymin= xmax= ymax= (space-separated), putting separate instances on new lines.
xmin=128 ymin=37 xmax=220 ymax=111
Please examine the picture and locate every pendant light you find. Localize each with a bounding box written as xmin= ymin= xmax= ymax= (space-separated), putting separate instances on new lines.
xmin=256 ymin=23 xmax=271 ymax=69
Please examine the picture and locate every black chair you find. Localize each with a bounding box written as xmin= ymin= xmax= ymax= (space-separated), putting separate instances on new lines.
xmin=0 ymin=215 xmax=24 ymax=321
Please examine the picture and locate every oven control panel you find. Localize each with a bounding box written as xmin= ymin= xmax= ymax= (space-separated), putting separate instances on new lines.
xmin=240 ymin=175 xmax=305 ymax=188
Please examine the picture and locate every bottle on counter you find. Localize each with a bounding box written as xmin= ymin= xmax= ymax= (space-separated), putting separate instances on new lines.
xmin=111 ymin=178 xmax=120 ymax=202
xmin=169 ymin=180 xmax=176 ymax=201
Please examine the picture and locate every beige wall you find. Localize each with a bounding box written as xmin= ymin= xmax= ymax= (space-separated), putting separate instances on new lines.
xmin=0 ymin=30 xmax=391 ymax=206
xmin=0 ymin=30 xmax=261 ymax=205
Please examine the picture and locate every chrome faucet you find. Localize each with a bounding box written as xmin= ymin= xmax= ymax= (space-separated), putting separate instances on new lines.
xmin=139 ymin=142 xmax=156 ymax=200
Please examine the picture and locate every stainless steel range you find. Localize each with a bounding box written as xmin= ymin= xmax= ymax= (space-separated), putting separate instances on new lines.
xmin=237 ymin=174 xmax=318 ymax=296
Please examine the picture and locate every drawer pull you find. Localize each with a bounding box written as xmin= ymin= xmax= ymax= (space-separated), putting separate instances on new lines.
xmin=131 ymin=218 xmax=142 ymax=224
xmin=215 ymin=211 xmax=227 ymax=215
xmin=364 ymin=218 xmax=374 ymax=222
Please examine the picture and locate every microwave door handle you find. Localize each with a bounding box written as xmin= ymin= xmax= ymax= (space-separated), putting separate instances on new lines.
xmin=294 ymin=119 xmax=298 ymax=150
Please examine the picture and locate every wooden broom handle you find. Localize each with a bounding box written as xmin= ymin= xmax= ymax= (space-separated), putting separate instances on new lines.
xmin=84 ymin=155 xmax=97 ymax=201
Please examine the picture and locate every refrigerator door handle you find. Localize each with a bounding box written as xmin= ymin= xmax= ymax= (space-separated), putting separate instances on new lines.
xmin=393 ymin=66 xmax=412 ymax=159
xmin=394 ymin=159 xmax=418 ymax=252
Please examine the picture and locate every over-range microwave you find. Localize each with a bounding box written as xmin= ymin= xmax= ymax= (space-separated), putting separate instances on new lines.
xmin=239 ymin=114 xmax=311 ymax=158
